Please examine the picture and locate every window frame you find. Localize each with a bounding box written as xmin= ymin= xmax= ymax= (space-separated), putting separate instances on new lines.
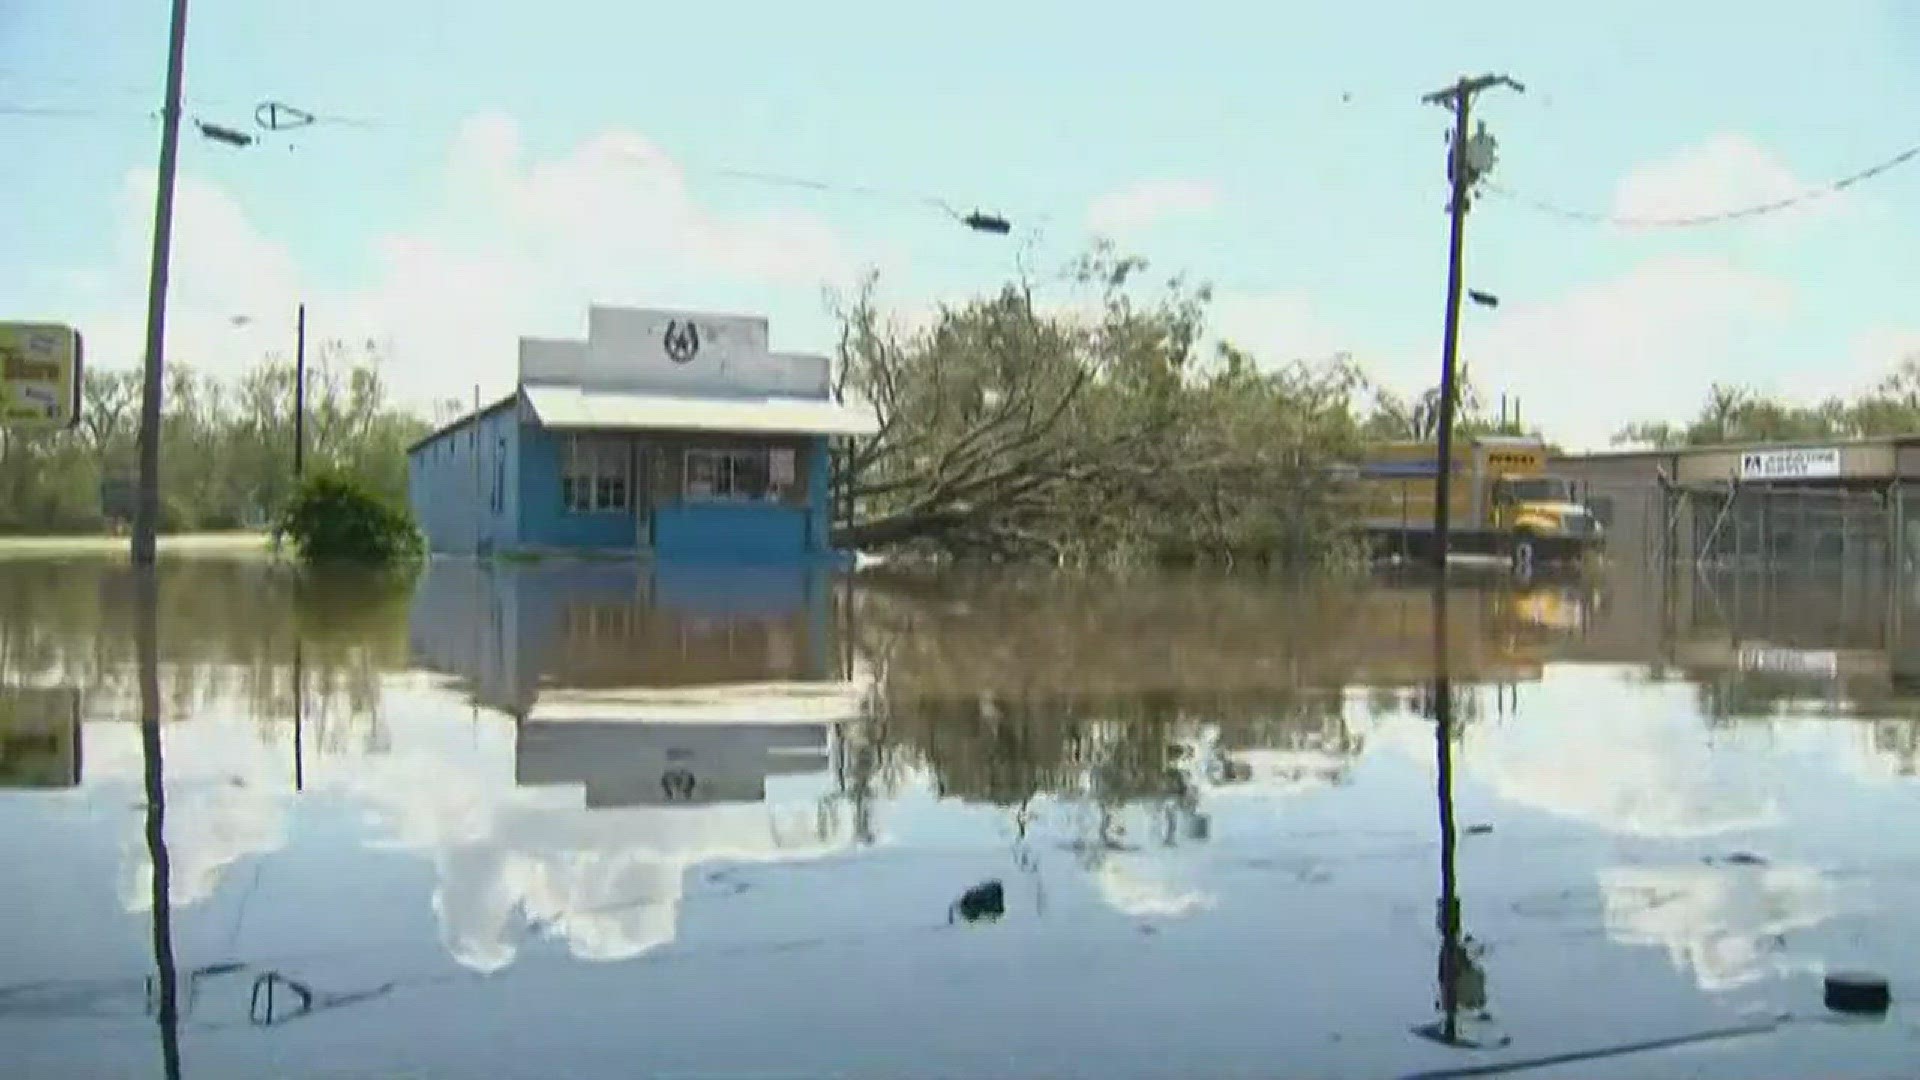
xmin=561 ymin=436 xmax=632 ymax=514
xmin=683 ymin=447 xmax=796 ymax=504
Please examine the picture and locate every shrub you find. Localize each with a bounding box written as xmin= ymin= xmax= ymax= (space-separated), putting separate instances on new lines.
xmin=277 ymin=472 xmax=423 ymax=568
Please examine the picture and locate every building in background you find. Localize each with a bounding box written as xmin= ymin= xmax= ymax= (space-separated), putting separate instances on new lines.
xmin=1555 ymin=437 xmax=1920 ymax=574
xmin=407 ymin=307 xmax=878 ymax=563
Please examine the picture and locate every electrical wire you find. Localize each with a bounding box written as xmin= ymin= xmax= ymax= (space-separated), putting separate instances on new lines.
xmin=1486 ymin=140 xmax=1920 ymax=229
xmin=0 ymin=103 xmax=153 ymax=121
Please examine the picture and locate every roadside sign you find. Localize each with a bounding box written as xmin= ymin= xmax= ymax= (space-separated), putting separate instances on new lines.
xmin=0 ymin=322 xmax=82 ymax=430
xmin=1737 ymin=446 xmax=1840 ymax=483
xmin=1737 ymin=643 xmax=1840 ymax=677
xmin=0 ymin=687 xmax=82 ymax=789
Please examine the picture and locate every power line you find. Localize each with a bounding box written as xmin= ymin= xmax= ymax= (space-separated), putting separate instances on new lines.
xmin=1487 ymin=140 xmax=1920 ymax=229
xmin=0 ymin=103 xmax=153 ymax=121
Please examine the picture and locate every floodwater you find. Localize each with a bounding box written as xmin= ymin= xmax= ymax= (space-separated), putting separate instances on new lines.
xmin=3 ymin=558 xmax=1920 ymax=1079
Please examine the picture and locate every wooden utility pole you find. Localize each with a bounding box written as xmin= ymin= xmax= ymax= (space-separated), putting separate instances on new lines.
xmin=1420 ymin=73 xmax=1522 ymax=575
xmin=131 ymin=0 xmax=191 ymax=567
xmin=294 ymin=302 xmax=307 ymax=479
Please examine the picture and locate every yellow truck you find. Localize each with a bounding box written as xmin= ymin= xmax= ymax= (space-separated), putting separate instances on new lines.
xmin=1345 ymin=435 xmax=1603 ymax=569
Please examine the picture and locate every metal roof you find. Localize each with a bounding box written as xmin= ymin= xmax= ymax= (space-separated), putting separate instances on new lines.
xmin=524 ymin=385 xmax=880 ymax=437
xmin=405 ymin=392 xmax=518 ymax=454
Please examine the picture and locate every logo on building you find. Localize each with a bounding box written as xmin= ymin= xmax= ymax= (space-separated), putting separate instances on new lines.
xmin=1737 ymin=447 xmax=1841 ymax=482
xmin=663 ymin=320 xmax=701 ymax=363
xmin=660 ymin=768 xmax=697 ymax=800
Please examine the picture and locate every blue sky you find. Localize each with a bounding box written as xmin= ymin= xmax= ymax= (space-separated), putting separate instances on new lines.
xmin=4 ymin=0 xmax=1920 ymax=446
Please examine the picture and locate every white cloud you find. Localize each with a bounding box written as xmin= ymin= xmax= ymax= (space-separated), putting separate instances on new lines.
xmin=1209 ymin=292 xmax=1348 ymax=369
xmin=1611 ymin=134 xmax=1841 ymax=231
xmin=1828 ymin=326 xmax=1920 ymax=397
xmin=1467 ymin=255 xmax=1795 ymax=450
xmin=77 ymin=115 xmax=868 ymax=413
xmin=1086 ymin=179 xmax=1220 ymax=236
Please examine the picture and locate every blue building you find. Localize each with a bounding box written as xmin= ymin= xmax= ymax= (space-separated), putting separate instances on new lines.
xmin=407 ymin=306 xmax=878 ymax=563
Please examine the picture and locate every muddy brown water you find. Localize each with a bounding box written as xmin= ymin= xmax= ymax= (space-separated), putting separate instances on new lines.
xmin=2 ymin=557 xmax=1918 ymax=1077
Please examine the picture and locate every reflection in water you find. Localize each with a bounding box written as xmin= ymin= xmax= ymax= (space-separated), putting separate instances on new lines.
xmin=136 ymin=570 xmax=181 ymax=1080
xmin=396 ymin=562 xmax=864 ymax=972
xmin=0 ymin=688 xmax=81 ymax=789
xmin=13 ymin=558 xmax=1920 ymax=1076
xmin=1598 ymin=864 xmax=1837 ymax=992
xmin=1420 ymin=582 xmax=1502 ymax=1051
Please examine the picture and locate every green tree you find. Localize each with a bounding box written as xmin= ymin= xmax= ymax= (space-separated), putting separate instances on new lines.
xmin=830 ymin=244 xmax=1367 ymax=569
xmin=1613 ymin=352 xmax=1920 ymax=448
xmin=278 ymin=471 xmax=424 ymax=568
xmin=0 ymin=343 xmax=427 ymax=535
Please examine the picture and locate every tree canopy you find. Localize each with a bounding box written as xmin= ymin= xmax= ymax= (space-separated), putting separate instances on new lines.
xmin=1613 ymin=354 xmax=1920 ymax=448
xmin=0 ymin=341 xmax=426 ymax=534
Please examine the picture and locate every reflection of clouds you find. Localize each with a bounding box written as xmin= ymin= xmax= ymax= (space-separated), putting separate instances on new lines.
xmin=339 ymin=742 xmax=852 ymax=973
xmin=120 ymin=784 xmax=286 ymax=910
xmin=96 ymin=717 xmax=294 ymax=912
xmin=1599 ymin=864 xmax=1837 ymax=992
xmin=1093 ymin=857 xmax=1213 ymax=919
xmin=1367 ymin=669 xmax=1782 ymax=838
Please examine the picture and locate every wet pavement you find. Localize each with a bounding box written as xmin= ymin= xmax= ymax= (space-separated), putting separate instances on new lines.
xmin=3 ymin=557 xmax=1920 ymax=1078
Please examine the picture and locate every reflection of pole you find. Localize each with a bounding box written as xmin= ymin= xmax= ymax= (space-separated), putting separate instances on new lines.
xmin=137 ymin=570 xmax=183 ymax=1079
xmin=292 ymin=638 xmax=305 ymax=793
xmin=1432 ymin=581 xmax=1462 ymax=1044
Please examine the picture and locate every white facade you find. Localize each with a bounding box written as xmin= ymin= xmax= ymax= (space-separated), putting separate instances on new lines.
xmin=520 ymin=306 xmax=831 ymax=400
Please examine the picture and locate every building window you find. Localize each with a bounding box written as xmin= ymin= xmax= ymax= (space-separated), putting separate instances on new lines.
xmin=685 ymin=448 xmax=796 ymax=503
xmin=562 ymin=437 xmax=630 ymax=513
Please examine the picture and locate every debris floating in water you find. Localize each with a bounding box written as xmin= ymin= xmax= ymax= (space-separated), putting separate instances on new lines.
xmin=950 ymin=880 xmax=1005 ymax=924
xmin=1824 ymin=971 xmax=1891 ymax=1015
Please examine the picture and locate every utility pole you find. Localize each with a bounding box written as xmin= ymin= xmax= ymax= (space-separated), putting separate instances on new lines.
xmin=1421 ymin=73 xmax=1522 ymax=575
xmin=294 ymin=303 xmax=307 ymax=480
xmin=131 ymin=0 xmax=191 ymax=567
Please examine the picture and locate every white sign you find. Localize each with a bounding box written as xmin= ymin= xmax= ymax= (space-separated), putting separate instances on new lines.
xmin=1737 ymin=644 xmax=1839 ymax=677
xmin=1737 ymin=447 xmax=1840 ymax=482
xmin=769 ymin=448 xmax=795 ymax=487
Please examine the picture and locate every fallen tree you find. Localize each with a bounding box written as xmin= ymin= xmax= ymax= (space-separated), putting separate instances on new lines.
xmin=829 ymin=246 xmax=1370 ymax=569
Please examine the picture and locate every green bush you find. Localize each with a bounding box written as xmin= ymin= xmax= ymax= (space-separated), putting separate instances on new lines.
xmin=277 ymin=472 xmax=423 ymax=568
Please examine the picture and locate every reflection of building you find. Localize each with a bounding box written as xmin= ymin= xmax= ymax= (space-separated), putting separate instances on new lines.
xmin=517 ymin=721 xmax=833 ymax=808
xmin=0 ymin=688 xmax=81 ymax=788
xmin=410 ymin=558 xmax=864 ymax=807
xmin=400 ymin=559 xmax=866 ymax=971
xmin=1573 ymin=565 xmax=1920 ymax=718
xmin=408 ymin=561 xmax=850 ymax=719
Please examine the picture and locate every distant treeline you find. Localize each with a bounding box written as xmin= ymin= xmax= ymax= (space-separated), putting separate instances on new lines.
xmin=0 ymin=340 xmax=426 ymax=534
xmin=1615 ymin=367 xmax=1920 ymax=448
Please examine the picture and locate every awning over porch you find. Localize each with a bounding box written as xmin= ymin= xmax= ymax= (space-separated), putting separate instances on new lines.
xmin=524 ymin=385 xmax=880 ymax=437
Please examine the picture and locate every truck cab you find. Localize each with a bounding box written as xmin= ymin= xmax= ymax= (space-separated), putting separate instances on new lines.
xmin=1489 ymin=474 xmax=1602 ymax=545
xmin=1347 ymin=435 xmax=1605 ymax=568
